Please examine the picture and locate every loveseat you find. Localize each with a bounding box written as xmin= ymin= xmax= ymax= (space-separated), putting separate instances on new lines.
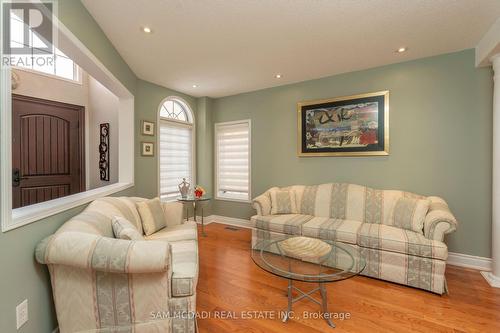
xmin=35 ymin=197 xmax=198 ymax=333
xmin=251 ymin=183 xmax=457 ymax=294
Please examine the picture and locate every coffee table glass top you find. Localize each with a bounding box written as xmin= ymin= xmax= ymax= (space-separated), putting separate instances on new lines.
xmin=251 ymin=235 xmax=366 ymax=283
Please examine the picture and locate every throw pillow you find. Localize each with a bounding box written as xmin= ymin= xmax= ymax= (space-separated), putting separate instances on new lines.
xmin=270 ymin=189 xmax=298 ymax=215
xmin=136 ymin=197 xmax=167 ymax=236
xmin=112 ymin=216 xmax=144 ymax=240
xmin=389 ymin=197 xmax=430 ymax=233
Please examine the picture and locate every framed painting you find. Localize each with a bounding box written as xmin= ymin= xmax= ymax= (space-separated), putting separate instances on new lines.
xmin=141 ymin=142 xmax=154 ymax=157
xmin=142 ymin=120 xmax=155 ymax=136
xmin=297 ymin=91 xmax=389 ymax=157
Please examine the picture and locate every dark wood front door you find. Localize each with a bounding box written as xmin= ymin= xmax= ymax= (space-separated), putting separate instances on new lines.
xmin=12 ymin=94 xmax=85 ymax=208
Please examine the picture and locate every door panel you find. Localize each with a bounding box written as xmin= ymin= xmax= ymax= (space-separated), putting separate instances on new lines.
xmin=21 ymin=185 xmax=70 ymax=207
xmin=21 ymin=115 xmax=70 ymax=176
xmin=12 ymin=94 xmax=85 ymax=209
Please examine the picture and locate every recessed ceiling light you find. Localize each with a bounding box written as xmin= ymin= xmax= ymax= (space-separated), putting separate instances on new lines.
xmin=396 ymin=47 xmax=407 ymax=53
xmin=275 ymin=74 xmax=282 ymax=79
xmin=142 ymin=26 xmax=152 ymax=33
xmin=192 ymin=84 xmax=198 ymax=88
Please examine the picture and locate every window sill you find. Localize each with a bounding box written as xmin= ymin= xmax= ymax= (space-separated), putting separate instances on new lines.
xmin=13 ymin=66 xmax=83 ymax=85
xmin=214 ymin=196 xmax=252 ymax=204
xmin=2 ymin=182 xmax=134 ymax=232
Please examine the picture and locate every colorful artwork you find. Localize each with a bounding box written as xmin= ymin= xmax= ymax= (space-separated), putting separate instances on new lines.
xmin=298 ymin=91 xmax=389 ymax=156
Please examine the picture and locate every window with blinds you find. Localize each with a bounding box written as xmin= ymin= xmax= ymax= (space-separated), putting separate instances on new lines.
xmin=159 ymin=98 xmax=194 ymax=202
xmin=215 ymin=120 xmax=251 ymax=202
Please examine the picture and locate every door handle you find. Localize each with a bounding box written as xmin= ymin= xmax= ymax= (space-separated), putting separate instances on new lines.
xmin=12 ymin=168 xmax=27 ymax=187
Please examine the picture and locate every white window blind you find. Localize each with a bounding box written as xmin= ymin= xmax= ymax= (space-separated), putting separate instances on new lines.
xmin=159 ymin=121 xmax=193 ymax=201
xmin=215 ymin=120 xmax=251 ymax=201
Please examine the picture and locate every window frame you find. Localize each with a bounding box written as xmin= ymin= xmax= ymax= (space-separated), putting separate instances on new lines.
xmin=9 ymin=11 xmax=81 ymax=83
xmin=157 ymin=96 xmax=196 ymax=202
xmin=0 ymin=6 xmax=135 ymax=232
xmin=214 ymin=119 xmax=252 ymax=203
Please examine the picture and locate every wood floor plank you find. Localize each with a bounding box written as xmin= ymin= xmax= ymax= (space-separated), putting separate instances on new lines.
xmin=196 ymin=223 xmax=500 ymax=333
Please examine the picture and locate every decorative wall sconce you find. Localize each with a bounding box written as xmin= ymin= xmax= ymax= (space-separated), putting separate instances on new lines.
xmin=99 ymin=123 xmax=110 ymax=181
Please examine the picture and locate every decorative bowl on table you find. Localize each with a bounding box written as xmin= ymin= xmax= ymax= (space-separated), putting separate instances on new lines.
xmin=279 ymin=236 xmax=332 ymax=260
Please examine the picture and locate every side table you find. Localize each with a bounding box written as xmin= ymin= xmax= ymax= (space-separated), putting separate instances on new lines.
xmin=176 ymin=196 xmax=211 ymax=237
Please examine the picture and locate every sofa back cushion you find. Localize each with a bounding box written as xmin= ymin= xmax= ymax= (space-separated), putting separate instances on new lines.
xmin=388 ymin=198 xmax=430 ymax=234
xmin=281 ymin=183 xmax=426 ymax=228
xmin=56 ymin=197 xmax=144 ymax=237
xmin=269 ymin=189 xmax=298 ymax=214
xmin=136 ymin=197 xmax=167 ymax=236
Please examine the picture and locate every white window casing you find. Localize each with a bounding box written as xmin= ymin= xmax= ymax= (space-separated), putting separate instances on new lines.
xmin=215 ymin=120 xmax=251 ymax=202
xmin=158 ymin=97 xmax=195 ymax=202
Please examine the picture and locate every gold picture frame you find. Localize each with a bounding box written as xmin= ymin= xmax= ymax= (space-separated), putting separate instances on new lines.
xmin=141 ymin=142 xmax=154 ymax=157
xmin=297 ymin=91 xmax=389 ymax=157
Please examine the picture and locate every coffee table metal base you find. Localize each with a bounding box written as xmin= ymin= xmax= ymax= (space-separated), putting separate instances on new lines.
xmin=282 ymin=279 xmax=335 ymax=328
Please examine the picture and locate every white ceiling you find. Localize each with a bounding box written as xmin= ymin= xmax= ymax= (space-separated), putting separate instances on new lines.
xmin=82 ymin=0 xmax=500 ymax=98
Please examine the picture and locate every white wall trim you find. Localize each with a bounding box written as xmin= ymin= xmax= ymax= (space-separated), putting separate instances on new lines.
xmin=476 ymin=17 xmax=500 ymax=67
xmin=3 ymin=182 xmax=133 ymax=232
xmin=447 ymin=252 xmax=492 ymax=271
xmin=207 ymin=215 xmax=253 ymax=229
xmin=189 ymin=214 xmax=253 ymax=229
xmin=200 ymin=215 xmax=493 ymax=271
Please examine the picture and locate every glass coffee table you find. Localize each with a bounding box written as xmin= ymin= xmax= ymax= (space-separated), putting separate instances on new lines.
xmin=251 ymin=235 xmax=366 ymax=328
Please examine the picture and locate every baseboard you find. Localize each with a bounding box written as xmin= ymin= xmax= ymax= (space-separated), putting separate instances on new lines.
xmin=188 ymin=216 xmax=215 ymax=224
xmin=204 ymin=215 xmax=493 ymax=271
xmin=447 ymin=252 xmax=492 ymax=271
xmin=480 ymin=271 xmax=500 ymax=287
xmin=206 ymin=215 xmax=253 ymax=229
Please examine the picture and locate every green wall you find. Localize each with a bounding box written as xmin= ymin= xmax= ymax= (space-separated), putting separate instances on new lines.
xmin=211 ymin=49 xmax=493 ymax=258
xmin=134 ymin=79 xmax=199 ymax=199
xmin=0 ymin=1 xmax=139 ymax=332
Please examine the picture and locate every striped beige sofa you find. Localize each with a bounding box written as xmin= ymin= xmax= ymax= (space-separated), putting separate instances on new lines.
xmin=251 ymin=183 xmax=458 ymax=294
xmin=35 ymin=197 xmax=198 ymax=333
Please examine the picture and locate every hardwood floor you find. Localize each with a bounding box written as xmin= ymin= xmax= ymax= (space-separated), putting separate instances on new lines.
xmin=196 ymin=223 xmax=500 ymax=333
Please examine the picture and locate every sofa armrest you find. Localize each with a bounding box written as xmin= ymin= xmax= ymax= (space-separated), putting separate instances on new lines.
xmin=162 ymin=201 xmax=184 ymax=226
xmin=36 ymin=232 xmax=172 ymax=274
xmin=424 ymin=196 xmax=458 ymax=241
xmin=252 ymin=192 xmax=272 ymax=216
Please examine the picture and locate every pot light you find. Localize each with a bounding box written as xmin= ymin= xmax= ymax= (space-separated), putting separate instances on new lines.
xmin=142 ymin=26 xmax=152 ymax=33
xmin=275 ymin=74 xmax=282 ymax=79
xmin=396 ymin=47 xmax=407 ymax=53
xmin=192 ymin=84 xmax=198 ymax=88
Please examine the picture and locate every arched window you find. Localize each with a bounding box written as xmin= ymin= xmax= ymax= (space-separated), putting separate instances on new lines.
xmin=158 ymin=97 xmax=194 ymax=201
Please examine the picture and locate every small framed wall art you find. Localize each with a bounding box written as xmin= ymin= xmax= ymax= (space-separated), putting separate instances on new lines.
xmin=297 ymin=90 xmax=389 ymax=157
xmin=142 ymin=120 xmax=155 ymax=136
xmin=141 ymin=142 xmax=154 ymax=157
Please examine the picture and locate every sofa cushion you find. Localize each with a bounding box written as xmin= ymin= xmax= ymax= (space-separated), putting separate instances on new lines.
xmin=112 ymin=216 xmax=144 ymax=240
xmin=136 ymin=198 xmax=167 ymax=236
xmin=270 ymin=189 xmax=298 ymax=214
xmin=145 ymin=222 xmax=198 ymax=242
xmin=357 ymin=223 xmax=447 ymax=260
xmin=252 ymin=214 xmax=314 ymax=235
xmin=290 ymin=183 xmax=426 ymax=226
xmin=171 ymin=240 xmax=198 ymax=297
xmin=301 ymin=217 xmax=362 ymax=244
xmin=92 ymin=197 xmax=144 ymax=234
xmin=389 ymin=197 xmax=430 ymax=234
